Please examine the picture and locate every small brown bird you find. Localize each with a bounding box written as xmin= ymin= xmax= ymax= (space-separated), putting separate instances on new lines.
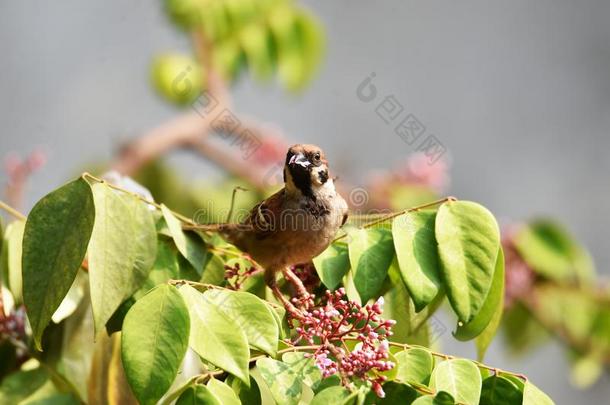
xmin=214 ymin=144 xmax=348 ymax=303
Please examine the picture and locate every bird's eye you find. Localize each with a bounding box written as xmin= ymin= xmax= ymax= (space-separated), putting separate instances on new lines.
xmin=314 ymin=153 xmax=321 ymax=161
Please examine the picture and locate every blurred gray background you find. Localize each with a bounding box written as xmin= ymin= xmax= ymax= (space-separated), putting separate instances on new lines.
xmin=1 ymin=1 xmax=609 ymax=403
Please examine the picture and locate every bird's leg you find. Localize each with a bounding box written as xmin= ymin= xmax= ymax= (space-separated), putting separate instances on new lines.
xmin=265 ymin=267 xmax=303 ymax=318
xmin=281 ymin=267 xmax=314 ymax=310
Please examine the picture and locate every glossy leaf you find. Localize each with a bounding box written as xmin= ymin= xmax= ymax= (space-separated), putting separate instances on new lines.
xmin=395 ymin=348 xmax=434 ymax=385
xmin=176 ymin=385 xmax=221 ymax=405
xmin=392 ymin=210 xmax=441 ymax=311
xmin=207 ymin=379 xmax=240 ymax=405
xmin=255 ymin=358 xmax=302 ymax=405
xmin=313 ymin=242 xmax=350 ymax=290
xmin=22 ymin=178 xmax=95 ymax=349
xmin=430 ymin=359 xmax=481 ymax=405
xmin=89 ymin=183 xmax=157 ymax=333
xmin=203 ymin=289 xmax=278 ymax=355
xmin=435 ymin=201 xmax=500 ymax=323
xmin=226 ymin=375 xmax=262 ymax=405
xmin=311 ymin=386 xmax=355 ymax=405
xmin=179 ymin=285 xmax=250 ymax=383
xmin=121 ymin=284 xmax=190 ymax=405
xmin=523 ymin=380 xmax=554 ymax=405
xmin=282 ymin=352 xmax=322 ymax=390
xmin=455 ymin=248 xmax=505 ymax=341
xmin=480 ymin=375 xmax=523 ymax=405
xmin=349 ymin=228 xmax=394 ymax=302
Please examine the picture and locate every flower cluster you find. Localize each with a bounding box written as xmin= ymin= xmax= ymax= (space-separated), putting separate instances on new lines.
xmin=224 ymin=261 xmax=261 ymax=290
xmin=293 ymin=288 xmax=396 ymax=397
xmin=0 ymin=306 xmax=27 ymax=349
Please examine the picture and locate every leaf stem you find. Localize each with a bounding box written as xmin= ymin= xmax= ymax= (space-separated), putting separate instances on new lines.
xmin=333 ymin=196 xmax=457 ymax=242
xmin=0 ymin=199 xmax=26 ymax=221
xmin=81 ymin=172 xmax=196 ymax=225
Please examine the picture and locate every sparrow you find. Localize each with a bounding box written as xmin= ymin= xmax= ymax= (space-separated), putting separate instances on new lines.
xmin=205 ymin=144 xmax=348 ymax=304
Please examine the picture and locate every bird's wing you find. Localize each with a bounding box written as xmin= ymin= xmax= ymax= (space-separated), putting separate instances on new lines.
xmin=243 ymin=188 xmax=286 ymax=240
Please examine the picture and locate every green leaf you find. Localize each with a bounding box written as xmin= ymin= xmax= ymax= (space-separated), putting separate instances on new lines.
xmin=203 ymin=289 xmax=279 ymax=355
xmin=179 ymin=285 xmax=250 ymax=383
xmin=311 ymin=386 xmax=355 ymax=405
xmin=392 ymin=210 xmax=442 ymax=311
xmin=239 ymin=23 xmax=274 ymax=80
xmin=475 ymin=250 xmax=506 ymax=360
xmin=89 ymin=183 xmax=157 ymax=333
xmin=1 ymin=220 xmax=25 ymax=305
xmin=151 ymin=54 xmax=204 ymax=106
xmin=412 ymin=391 xmax=456 ymax=404
xmin=176 ymin=385 xmax=222 ymax=405
xmin=207 ymin=379 xmax=240 ymax=405
xmin=480 ymin=375 xmax=523 ymax=405
xmin=395 ymin=348 xmax=434 ymax=385
xmin=455 ymin=247 xmax=504 ymax=341
xmin=313 ymin=243 xmax=350 ymax=290
xmin=435 ymin=201 xmax=500 ymax=323
xmin=282 ymin=352 xmax=322 ymax=390
xmin=523 ymin=380 xmax=554 ymax=405
xmin=161 ymin=205 xmax=207 ymax=273
xmin=363 ymin=382 xmax=417 ymax=404
xmin=349 ymin=228 xmax=394 ymax=302
xmin=381 ymin=259 xmax=412 ymax=343
xmin=22 ymin=178 xmax=95 ymax=349
xmin=226 ymin=375 xmax=262 ymax=405
xmin=513 ymin=220 xmax=590 ymax=282
xmin=121 ymin=284 xmax=190 ymax=405
xmin=255 ymin=358 xmax=302 ymax=405
xmin=430 ymin=359 xmax=482 ymax=405
xmin=0 ymin=367 xmax=49 ymax=404
xmin=199 ymin=252 xmax=227 ymax=285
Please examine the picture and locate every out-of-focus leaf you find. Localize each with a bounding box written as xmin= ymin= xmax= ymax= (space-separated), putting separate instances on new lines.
xmin=0 ymin=367 xmax=49 ymax=404
xmin=22 ymin=178 xmax=95 ymax=349
xmin=282 ymin=352 xmax=322 ymax=390
xmin=89 ymin=183 xmax=157 ymax=333
xmin=392 ymin=210 xmax=441 ymax=311
xmin=349 ymin=228 xmax=394 ymax=302
xmin=435 ymin=201 xmax=500 ymax=323
xmin=313 ymin=242 xmax=350 ymax=290
xmin=239 ymin=24 xmax=274 ymax=80
xmin=570 ymin=354 xmax=603 ymax=389
xmin=151 ymin=54 xmax=204 ymax=106
xmin=179 ymin=285 xmax=250 ymax=384
xmin=121 ymin=285 xmax=190 ymax=405
xmin=1 ymin=220 xmax=25 ymax=306
xmin=430 ymin=359 xmax=481 ymax=405
xmin=513 ymin=219 xmax=593 ymax=282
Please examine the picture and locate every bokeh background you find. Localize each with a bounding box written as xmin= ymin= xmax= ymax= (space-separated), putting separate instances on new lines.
xmin=1 ymin=1 xmax=609 ymax=403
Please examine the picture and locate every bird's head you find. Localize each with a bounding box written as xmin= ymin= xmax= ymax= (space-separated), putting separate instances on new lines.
xmin=284 ymin=144 xmax=332 ymax=198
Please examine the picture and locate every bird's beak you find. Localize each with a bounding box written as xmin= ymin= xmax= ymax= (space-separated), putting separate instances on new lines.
xmin=288 ymin=153 xmax=311 ymax=168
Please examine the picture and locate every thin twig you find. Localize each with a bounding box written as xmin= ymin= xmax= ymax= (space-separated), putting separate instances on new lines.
xmin=0 ymin=200 xmax=26 ymax=221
